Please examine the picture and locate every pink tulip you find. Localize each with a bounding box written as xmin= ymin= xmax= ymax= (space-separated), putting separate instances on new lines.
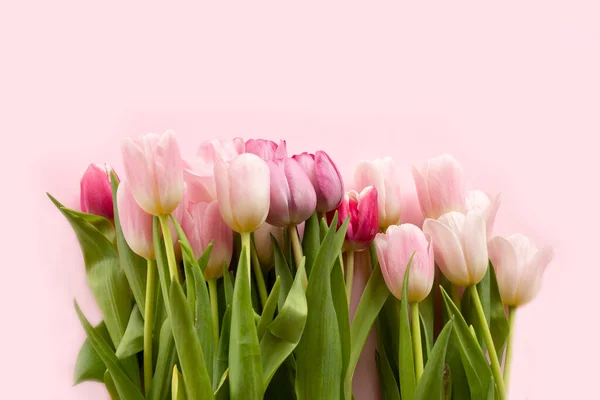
xmin=266 ymin=157 xmax=317 ymax=226
xmin=253 ymin=222 xmax=284 ymax=271
xmin=412 ymin=154 xmax=466 ymax=220
xmin=184 ymin=138 xmax=244 ymax=204
xmin=423 ymin=210 xmax=488 ymax=286
xmin=374 ymin=224 xmax=434 ymax=302
xmin=182 ymin=201 xmax=233 ymax=279
xmin=214 ymin=153 xmax=271 ymax=233
xmin=466 ymin=190 xmax=501 ymax=238
xmin=327 ymin=187 xmax=379 ymax=251
xmin=121 ymin=130 xmax=184 ymax=216
xmin=355 ymin=157 xmax=402 ymax=230
xmin=80 ymin=163 xmax=116 ymax=219
xmin=245 ymin=139 xmax=288 ymax=160
xmin=117 ymin=180 xmax=154 ymax=259
xmin=293 ymin=151 xmax=344 ymax=213
xmin=488 ymin=234 xmax=553 ymax=306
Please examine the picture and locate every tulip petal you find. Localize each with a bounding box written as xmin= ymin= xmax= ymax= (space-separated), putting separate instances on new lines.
xmin=154 ymin=130 xmax=183 ymax=215
xmin=461 ymin=210 xmax=488 ymax=284
xmin=380 ymin=157 xmax=402 ymax=228
xmin=315 ymin=151 xmax=344 ymax=212
xmin=354 ymin=187 xmax=379 ymax=249
xmin=122 ymin=137 xmax=157 ymax=214
xmin=488 ymin=236 xmax=520 ymax=306
xmin=117 ymin=180 xmax=154 ymax=259
xmin=266 ymin=160 xmax=291 ymax=226
xmin=412 ymin=165 xmax=432 ymax=219
xmin=425 ymin=155 xmax=466 ymax=218
xmin=515 ymin=245 xmax=554 ymax=306
xmin=285 ymin=158 xmax=317 ymax=224
xmin=423 ymin=218 xmax=470 ymax=286
xmin=214 ymin=158 xmax=235 ymax=230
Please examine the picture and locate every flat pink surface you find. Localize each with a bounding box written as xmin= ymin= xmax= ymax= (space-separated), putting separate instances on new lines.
xmin=3 ymin=1 xmax=597 ymax=399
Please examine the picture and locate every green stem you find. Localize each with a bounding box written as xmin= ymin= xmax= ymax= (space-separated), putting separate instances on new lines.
xmin=158 ymin=214 xmax=179 ymax=281
xmin=289 ymin=225 xmax=304 ymax=268
xmin=469 ymin=285 xmax=507 ymax=400
xmin=411 ymin=302 xmax=424 ymax=382
xmin=241 ymin=232 xmax=252 ymax=281
xmin=250 ymin=241 xmax=269 ymax=307
xmin=143 ymin=258 xmax=157 ymax=395
xmin=345 ymin=250 xmax=355 ymax=305
xmin=504 ymin=306 xmax=517 ymax=388
xmin=451 ymin=284 xmax=462 ymax=307
xmin=208 ymin=278 xmax=220 ymax=348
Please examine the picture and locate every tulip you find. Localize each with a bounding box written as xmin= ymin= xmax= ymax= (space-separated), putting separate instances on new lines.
xmin=422 ymin=210 xmax=488 ymax=286
xmin=412 ymin=154 xmax=466 ymax=220
xmin=355 ymin=157 xmax=402 ymax=230
xmin=184 ymin=138 xmax=245 ymax=204
xmin=266 ymin=157 xmax=317 ymax=227
xmin=117 ymin=180 xmax=154 ymax=259
xmin=488 ymin=234 xmax=553 ymax=307
xmin=466 ymin=190 xmax=501 ymax=238
xmin=293 ymin=151 xmax=344 ymax=213
xmin=253 ymin=222 xmax=284 ymax=271
xmin=375 ymin=224 xmax=435 ymax=302
xmin=327 ymin=186 xmax=379 ymax=251
xmin=214 ymin=153 xmax=271 ymax=233
xmin=121 ymin=130 xmax=184 ymax=216
xmin=182 ymin=201 xmax=233 ymax=280
xmin=245 ymin=139 xmax=288 ymax=160
xmin=80 ymin=163 xmax=116 ymax=219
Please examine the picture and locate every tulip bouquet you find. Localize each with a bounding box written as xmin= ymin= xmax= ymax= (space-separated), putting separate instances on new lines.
xmin=49 ymin=131 xmax=553 ymax=400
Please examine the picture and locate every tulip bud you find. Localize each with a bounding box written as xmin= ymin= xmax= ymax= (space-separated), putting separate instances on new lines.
xmin=121 ymin=130 xmax=184 ymax=216
xmin=375 ymin=224 xmax=434 ymax=302
xmin=214 ymin=153 xmax=271 ymax=233
xmin=80 ymin=163 xmax=116 ymax=219
xmin=412 ymin=154 xmax=466 ymax=220
xmin=293 ymin=151 xmax=344 ymax=213
xmin=355 ymin=157 xmax=402 ymax=230
xmin=182 ymin=201 xmax=233 ymax=279
xmin=184 ymin=138 xmax=245 ymax=204
xmin=266 ymin=157 xmax=317 ymax=227
xmin=253 ymin=223 xmax=284 ymax=271
xmin=327 ymin=187 xmax=379 ymax=251
xmin=488 ymin=234 xmax=553 ymax=306
xmin=466 ymin=190 xmax=501 ymax=238
xmin=245 ymin=139 xmax=288 ymax=160
xmin=117 ymin=180 xmax=154 ymax=259
xmin=423 ymin=210 xmax=488 ymax=286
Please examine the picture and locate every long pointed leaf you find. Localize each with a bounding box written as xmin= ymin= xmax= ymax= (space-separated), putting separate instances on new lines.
xmin=116 ymin=305 xmax=144 ymax=359
xmin=415 ymin=320 xmax=453 ymax=400
xmin=399 ymin=261 xmax=416 ymax=400
xmin=74 ymin=321 xmax=111 ymax=385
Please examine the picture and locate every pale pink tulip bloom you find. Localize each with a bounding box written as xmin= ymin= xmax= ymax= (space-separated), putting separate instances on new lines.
xmin=245 ymin=139 xmax=288 ymax=160
xmin=466 ymin=190 xmax=502 ymax=238
xmin=117 ymin=180 xmax=154 ymax=260
xmin=375 ymin=224 xmax=434 ymax=302
xmin=488 ymin=234 xmax=553 ymax=306
xmin=423 ymin=210 xmax=488 ymax=286
xmin=121 ymin=130 xmax=184 ymax=216
xmin=80 ymin=163 xmax=116 ymax=219
xmin=253 ymin=222 xmax=284 ymax=271
xmin=214 ymin=153 xmax=271 ymax=233
xmin=355 ymin=157 xmax=402 ymax=230
xmin=293 ymin=151 xmax=344 ymax=213
xmin=412 ymin=154 xmax=466 ymax=220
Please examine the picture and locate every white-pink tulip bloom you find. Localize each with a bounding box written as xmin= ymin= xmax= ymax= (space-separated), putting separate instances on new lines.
xmin=466 ymin=190 xmax=502 ymax=238
xmin=355 ymin=157 xmax=402 ymax=230
xmin=488 ymin=234 xmax=553 ymax=307
xmin=117 ymin=180 xmax=154 ymax=260
xmin=423 ymin=210 xmax=488 ymax=286
xmin=214 ymin=153 xmax=271 ymax=233
xmin=121 ymin=130 xmax=184 ymax=216
xmin=412 ymin=154 xmax=466 ymax=220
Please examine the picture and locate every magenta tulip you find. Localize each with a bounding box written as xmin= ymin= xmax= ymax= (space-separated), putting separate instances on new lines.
xmin=488 ymin=234 xmax=553 ymax=306
xmin=121 ymin=130 xmax=184 ymax=216
xmin=80 ymin=163 xmax=116 ymax=219
xmin=293 ymin=151 xmax=344 ymax=213
xmin=466 ymin=190 xmax=501 ymax=238
xmin=253 ymin=222 xmax=284 ymax=271
xmin=266 ymin=157 xmax=317 ymax=226
xmin=245 ymin=139 xmax=287 ymax=160
xmin=355 ymin=157 xmax=402 ymax=230
xmin=117 ymin=180 xmax=154 ymax=259
xmin=412 ymin=154 xmax=466 ymax=220
xmin=182 ymin=201 xmax=233 ymax=279
xmin=214 ymin=153 xmax=271 ymax=233
xmin=374 ymin=224 xmax=434 ymax=302
xmin=423 ymin=210 xmax=488 ymax=286
xmin=327 ymin=187 xmax=379 ymax=251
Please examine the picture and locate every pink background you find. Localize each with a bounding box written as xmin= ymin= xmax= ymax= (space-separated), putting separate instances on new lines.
xmin=3 ymin=1 xmax=598 ymax=398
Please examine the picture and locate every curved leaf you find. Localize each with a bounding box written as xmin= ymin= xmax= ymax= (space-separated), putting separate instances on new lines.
xmin=74 ymin=321 xmax=111 ymax=385
xmin=415 ymin=320 xmax=453 ymax=400
xmin=116 ymin=305 xmax=144 ymax=359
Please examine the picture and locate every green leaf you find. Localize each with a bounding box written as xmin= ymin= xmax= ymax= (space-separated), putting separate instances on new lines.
xmin=415 ymin=320 xmax=453 ymax=400
xmin=154 ymin=217 xmax=172 ymax=313
xmin=375 ymin=350 xmax=400 ymax=400
xmin=419 ymin=288 xmax=435 ymax=363
xmin=74 ymin=301 xmax=144 ymax=400
xmin=257 ymin=277 xmax=281 ymax=339
xmin=264 ymin=356 xmax=297 ymax=400
xmin=74 ymin=321 xmax=111 ymax=385
xmin=295 ymin=213 xmax=349 ymax=400
xmin=331 ymin=255 xmax=350 ymax=399
xmin=110 ymin=174 xmax=148 ymax=316
xmin=172 ymin=365 xmax=188 ymax=400
xmin=489 ymin=263 xmax=510 ymax=357
xmin=214 ymin=369 xmax=230 ymax=400
xmin=148 ymin=318 xmax=177 ymax=400
xmin=104 ymin=370 xmax=121 ymax=400
xmin=273 ymin=238 xmax=294 ymax=311
xmin=260 ymin=258 xmax=308 ymax=387
xmin=345 ymin=263 xmax=390 ymax=399
xmin=67 ymin=208 xmax=115 ymax=244
xmin=169 ymin=279 xmax=214 ymax=399
xmin=222 ymin=263 xmax=234 ymax=307
xmin=116 ymin=305 xmax=144 ymax=359
xmin=302 ymin=212 xmax=320 ymax=276
xmin=441 ymin=286 xmax=493 ymax=399
xmin=399 ymin=260 xmax=416 ymax=400
xmin=214 ymin=306 xmax=232 ymax=390
xmin=229 ymin=245 xmax=263 ymax=399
